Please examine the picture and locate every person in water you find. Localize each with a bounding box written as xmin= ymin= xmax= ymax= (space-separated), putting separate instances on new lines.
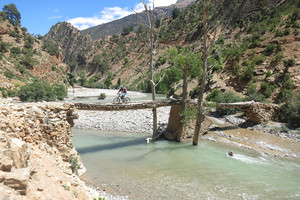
xmin=118 ymin=85 xmax=127 ymax=99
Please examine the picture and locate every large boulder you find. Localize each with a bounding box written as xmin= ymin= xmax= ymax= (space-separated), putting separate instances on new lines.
xmin=9 ymin=138 xmax=31 ymax=169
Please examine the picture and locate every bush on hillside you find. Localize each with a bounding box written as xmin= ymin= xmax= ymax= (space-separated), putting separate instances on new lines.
xmin=206 ymin=90 xmax=243 ymax=116
xmin=245 ymin=83 xmax=266 ymax=102
xmin=277 ymin=73 xmax=295 ymax=103
xmin=53 ymin=83 xmax=67 ymax=100
xmin=42 ymin=41 xmax=60 ymax=56
xmin=280 ymin=95 xmax=300 ymax=127
xmin=18 ymin=81 xmax=61 ymax=102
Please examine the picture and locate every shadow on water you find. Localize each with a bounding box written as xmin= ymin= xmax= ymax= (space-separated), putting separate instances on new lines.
xmin=76 ymin=137 xmax=147 ymax=154
xmin=210 ymin=126 xmax=239 ymax=131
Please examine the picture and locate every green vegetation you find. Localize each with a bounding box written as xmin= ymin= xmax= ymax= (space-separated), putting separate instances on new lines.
xmin=260 ymin=82 xmax=274 ymax=98
xmin=18 ymin=81 xmax=67 ymax=102
xmin=42 ymin=41 xmax=60 ymax=56
xmin=2 ymin=3 xmax=21 ymax=25
xmin=98 ymin=93 xmax=106 ymax=100
xmin=206 ymin=89 xmax=243 ymax=116
xmin=69 ymin=156 xmax=80 ymax=175
xmin=280 ymin=95 xmax=300 ymax=127
xmin=245 ymin=83 xmax=266 ymax=102
xmin=122 ymin=26 xmax=134 ymax=36
xmin=277 ymin=73 xmax=295 ymax=103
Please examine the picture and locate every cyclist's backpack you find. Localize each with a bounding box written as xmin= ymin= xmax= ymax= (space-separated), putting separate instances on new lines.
xmin=123 ymin=87 xmax=127 ymax=93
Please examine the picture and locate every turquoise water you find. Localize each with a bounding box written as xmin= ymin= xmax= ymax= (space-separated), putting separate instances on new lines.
xmin=72 ymin=129 xmax=300 ymax=200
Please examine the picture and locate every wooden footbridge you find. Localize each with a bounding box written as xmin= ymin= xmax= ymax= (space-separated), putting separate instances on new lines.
xmin=74 ymin=99 xmax=280 ymax=125
xmin=74 ymin=99 xmax=181 ymax=111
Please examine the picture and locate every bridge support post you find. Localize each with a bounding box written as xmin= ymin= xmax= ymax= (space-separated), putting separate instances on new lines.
xmin=164 ymin=105 xmax=184 ymax=141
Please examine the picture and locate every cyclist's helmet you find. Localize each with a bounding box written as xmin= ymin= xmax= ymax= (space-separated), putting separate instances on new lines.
xmin=120 ymin=85 xmax=123 ymax=87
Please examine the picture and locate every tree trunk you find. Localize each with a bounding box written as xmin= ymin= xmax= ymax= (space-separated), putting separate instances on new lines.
xmin=176 ymin=66 xmax=188 ymax=141
xmin=193 ymin=0 xmax=210 ymax=145
xmin=149 ymin=2 xmax=158 ymax=138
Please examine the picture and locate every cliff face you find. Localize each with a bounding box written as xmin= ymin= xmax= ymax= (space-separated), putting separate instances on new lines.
xmin=0 ymin=100 xmax=96 ymax=199
xmin=43 ymin=22 xmax=94 ymax=72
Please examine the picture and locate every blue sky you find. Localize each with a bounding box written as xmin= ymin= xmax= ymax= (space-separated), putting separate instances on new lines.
xmin=0 ymin=0 xmax=177 ymax=36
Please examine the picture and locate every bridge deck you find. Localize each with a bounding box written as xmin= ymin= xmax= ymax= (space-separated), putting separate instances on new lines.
xmin=216 ymin=101 xmax=257 ymax=109
xmin=74 ymin=99 xmax=181 ymax=111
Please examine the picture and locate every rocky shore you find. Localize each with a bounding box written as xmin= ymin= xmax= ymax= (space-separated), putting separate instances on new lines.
xmin=0 ymin=98 xmax=104 ymax=200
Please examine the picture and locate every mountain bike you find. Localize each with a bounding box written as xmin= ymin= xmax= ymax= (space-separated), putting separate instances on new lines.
xmin=113 ymin=93 xmax=130 ymax=104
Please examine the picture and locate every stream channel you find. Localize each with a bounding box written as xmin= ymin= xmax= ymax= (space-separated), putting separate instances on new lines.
xmin=69 ymin=89 xmax=300 ymax=199
xmin=72 ymin=128 xmax=300 ymax=200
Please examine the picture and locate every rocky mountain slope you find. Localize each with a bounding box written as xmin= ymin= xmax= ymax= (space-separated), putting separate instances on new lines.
xmin=43 ymin=22 xmax=94 ymax=72
xmin=0 ymin=19 xmax=68 ymax=97
xmin=44 ymin=0 xmax=300 ymax=104
xmin=81 ymin=0 xmax=196 ymax=39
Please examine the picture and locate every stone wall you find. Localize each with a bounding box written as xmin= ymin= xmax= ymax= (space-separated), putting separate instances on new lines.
xmin=0 ymin=101 xmax=97 ymax=199
xmin=241 ymin=103 xmax=280 ymax=124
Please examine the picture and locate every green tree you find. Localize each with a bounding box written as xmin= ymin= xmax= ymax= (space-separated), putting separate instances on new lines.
xmin=3 ymin=3 xmax=21 ymax=25
xmin=172 ymin=8 xmax=180 ymax=19
xmin=169 ymin=47 xmax=202 ymax=141
xmin=18 ymin=81 xmax=57 ymax=102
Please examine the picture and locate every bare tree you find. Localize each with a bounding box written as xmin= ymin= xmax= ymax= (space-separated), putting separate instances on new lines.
xmin=133 ymin=0 xmax=164 ymax=138
xmin=193 ymin=0 xmax=211 ymax=145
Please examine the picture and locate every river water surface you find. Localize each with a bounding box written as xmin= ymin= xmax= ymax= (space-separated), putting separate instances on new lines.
xmin=72 ymin=128 xmax=300 ymax=200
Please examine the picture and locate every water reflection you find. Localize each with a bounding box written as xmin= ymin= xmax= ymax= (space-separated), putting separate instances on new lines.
xmin=72 ymin=129 xmax=300 ymax=200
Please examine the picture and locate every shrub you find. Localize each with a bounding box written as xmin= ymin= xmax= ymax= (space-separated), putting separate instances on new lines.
xmin=42 ymin=41 xmax=60 ymax=56
xmin=4 ymin=70 xmax=14 ymax=79
xmin=280 ymin=95 xmax=300 ymax=127
xmin=7 ymin=89 xmax=17 ymax=97
xmin=283 ymin=58 xmax=296 ymax=67
xmin=284 ymin=28 xmax=291 ymax=35
xmin=275 ymin=29 xmax=284 ymax=37
xmin=245 ymin=83 xmax=266 ymax=102
xmin=10 ymin=46 xmax=21 ymax=57
xmin=260 ymin=82 xmax=274 ymax=98
xmin=98 ymin=93 xmax=106 ymax=100
xmin=208 ymin=91 xmax=243 ymax=116
xmin=53 ymin=83 xmax=67 ymax=100
xmin=0 ymin=41 xmax=9 ymax=53
xmin=0 ymin=87 xmax=8 ymax=98
xmin=264 ymin=43 xmax=276 ymax=56
xmin=266 ymin=70 xmax=272 ymax=78
xmin=252 ymin=55 xmax=265 ymax=65
xmin=206 ymin=89 xmax=220 ymax=102
xmin=20 ymin=55 xmax=35 ymax=69
xmin=69 ymin=156 xmax=80 ymax=175
xmin=18 ymin=81 xmax=57 ymax=102
xmin=277 ymin=73 xmax=295 ymax=103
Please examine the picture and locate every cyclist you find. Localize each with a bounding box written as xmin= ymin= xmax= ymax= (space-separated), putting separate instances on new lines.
xmin=118 ymin=85 xmax=127 ymax=99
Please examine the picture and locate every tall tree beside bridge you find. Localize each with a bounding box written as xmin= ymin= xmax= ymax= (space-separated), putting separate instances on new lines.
xmin=193 ymin=0 xmax=211 ymax=145
xmin=133 ymin=0 xmax=164 ymax=138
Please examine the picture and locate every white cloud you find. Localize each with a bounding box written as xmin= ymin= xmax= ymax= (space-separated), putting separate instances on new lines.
xmin=67 ymin=0 xmax=176 ymax=30
xmin=48 ymin=16 xmax=63 ymax=20
xmin=68 ymin=6 xmax=133 ymax=30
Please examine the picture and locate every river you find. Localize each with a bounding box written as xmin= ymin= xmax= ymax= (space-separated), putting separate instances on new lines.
xmin=72 ymin=128 xmax=300 ymax=200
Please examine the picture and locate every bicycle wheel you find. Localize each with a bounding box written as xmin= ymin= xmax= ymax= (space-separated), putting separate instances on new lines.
xmin=113 ymin=97 xmax=120 ymax=104
xmin=123 ymin=97 xmax=130 ymax=104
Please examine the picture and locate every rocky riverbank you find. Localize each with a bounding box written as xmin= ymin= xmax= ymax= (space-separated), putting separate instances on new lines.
xmin=0 ymin=98 xmax=104 ymax=200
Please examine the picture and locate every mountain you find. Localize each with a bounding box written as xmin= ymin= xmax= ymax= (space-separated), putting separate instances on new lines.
xmin=43 ymin=22 xmax=94 ymax=71
xmin=81 ymin=0 xmax=196 ymax=40
xmin=44 ymin=0 xmax=300 ymax=105
xmin=0 ymin=19 xmax=68 ymax=97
